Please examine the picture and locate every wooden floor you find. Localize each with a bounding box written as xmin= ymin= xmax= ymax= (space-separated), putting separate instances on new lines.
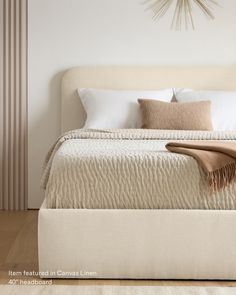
xmin=0 ymin=210 xmax=236 ymax=286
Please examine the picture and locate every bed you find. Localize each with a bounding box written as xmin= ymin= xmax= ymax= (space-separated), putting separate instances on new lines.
xmin=38 ymin=66 xmax=236 ymax=279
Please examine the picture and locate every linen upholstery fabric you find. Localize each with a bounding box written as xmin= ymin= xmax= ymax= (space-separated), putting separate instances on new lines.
xmin=39 ymin=200 xmax=236 ymax=279
xmin=61 ymin=67 xmax=236 ymax=133
xmin=138 ymin=99 xmax=213 ymax=130
xmin=42 ymin=129 xmax=236 ymax=210
xmin=166 ymin=141 xmax=236 ymax=191
xmin=175 ymin=89 xmax=236 ymax=131
xmin=78 ymin=88 xmax=173 ymax=129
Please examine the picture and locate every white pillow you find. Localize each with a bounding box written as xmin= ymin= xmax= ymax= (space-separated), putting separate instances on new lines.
xmin=78 ymin=88 xmax=173 ymax=129
xmin=175 ymin=89 xmax=236 ymax=131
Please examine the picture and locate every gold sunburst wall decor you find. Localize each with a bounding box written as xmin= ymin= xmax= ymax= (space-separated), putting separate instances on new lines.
xmin=144 ymin=0 xmax=219 ymax=30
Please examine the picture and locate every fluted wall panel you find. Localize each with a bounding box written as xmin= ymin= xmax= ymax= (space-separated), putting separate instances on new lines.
xmin=0 ymin=0 xmax=28 ymax=210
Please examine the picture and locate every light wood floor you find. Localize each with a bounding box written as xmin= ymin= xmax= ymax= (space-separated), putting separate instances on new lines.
xmin=0 ymin=210 xmax=236 ymax=286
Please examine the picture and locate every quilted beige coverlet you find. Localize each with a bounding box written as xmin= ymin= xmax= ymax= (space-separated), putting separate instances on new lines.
xmin=42 ymin=129 xmax=236 ymax=209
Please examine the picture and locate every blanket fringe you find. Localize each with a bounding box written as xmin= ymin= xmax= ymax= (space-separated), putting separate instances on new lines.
xmin=208 ymin=162 xmax=236 ymax=192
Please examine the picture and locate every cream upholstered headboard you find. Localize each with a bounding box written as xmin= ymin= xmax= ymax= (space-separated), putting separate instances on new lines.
xmin=61 ymin=66 xmax=236 ymax=133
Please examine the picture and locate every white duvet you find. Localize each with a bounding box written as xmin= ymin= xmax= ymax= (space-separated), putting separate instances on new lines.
xmin=43 ymin=129 xmax=236 ymax=209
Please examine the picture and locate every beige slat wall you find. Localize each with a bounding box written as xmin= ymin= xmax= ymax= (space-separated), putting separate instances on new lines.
xmin=0 ymin=0 xmax=28 ymax=210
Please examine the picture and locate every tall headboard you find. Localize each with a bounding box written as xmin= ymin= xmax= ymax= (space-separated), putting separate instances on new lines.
xmin=61 ymin=66 xmax=236 ymax=133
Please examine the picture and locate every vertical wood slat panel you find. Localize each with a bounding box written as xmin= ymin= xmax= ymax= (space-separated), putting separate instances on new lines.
xmin=0 ymin=0 xmax=28 ymax=210
xmin=0 ymin=0 xmax=3 ymax=209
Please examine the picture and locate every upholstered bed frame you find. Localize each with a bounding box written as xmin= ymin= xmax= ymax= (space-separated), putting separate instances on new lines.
xmin=39 ymin=66 xmax=236 ymax=279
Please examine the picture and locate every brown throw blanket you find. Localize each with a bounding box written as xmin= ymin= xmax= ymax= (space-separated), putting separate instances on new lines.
xmin=166 ymin=141 xmax=236 ymax=192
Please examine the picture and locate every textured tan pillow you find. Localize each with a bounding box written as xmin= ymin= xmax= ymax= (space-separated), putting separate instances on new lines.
xmin=138 ymin=99 xmax=213 ymax=130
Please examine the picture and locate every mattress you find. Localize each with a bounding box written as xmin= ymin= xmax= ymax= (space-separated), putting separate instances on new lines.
xmin=43 ymin=129 xmax=236 ymax=209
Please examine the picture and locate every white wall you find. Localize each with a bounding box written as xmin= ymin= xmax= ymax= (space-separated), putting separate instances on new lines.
xmin=28 ymin=0 xmax=236 ymax=208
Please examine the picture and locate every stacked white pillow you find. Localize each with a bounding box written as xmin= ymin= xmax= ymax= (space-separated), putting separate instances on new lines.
xmin=78 ymin=88 xmax=173 ymax=129
xmin=175 ymin=89 xmax=236 ymax=131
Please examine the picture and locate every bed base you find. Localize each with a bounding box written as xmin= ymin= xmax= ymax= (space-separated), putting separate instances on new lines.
xmin=38 ymin=200 xmax=236 ymax=279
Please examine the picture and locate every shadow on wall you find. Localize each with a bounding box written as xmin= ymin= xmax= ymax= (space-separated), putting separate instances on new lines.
xmin=28 ymin=70 xmax=67 ymax=209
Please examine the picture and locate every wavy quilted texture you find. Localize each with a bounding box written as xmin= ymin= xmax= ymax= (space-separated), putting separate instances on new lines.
xmin=43 ymin=129 xmax=236 ymax=209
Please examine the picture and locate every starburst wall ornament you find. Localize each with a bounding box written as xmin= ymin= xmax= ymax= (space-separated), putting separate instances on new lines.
xmin=144 ymin=0 xmax=219 ymax=30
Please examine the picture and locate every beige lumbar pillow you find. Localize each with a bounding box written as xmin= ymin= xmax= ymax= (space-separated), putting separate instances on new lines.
xmin=138 ymin=99 xmax=213 ymax=130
